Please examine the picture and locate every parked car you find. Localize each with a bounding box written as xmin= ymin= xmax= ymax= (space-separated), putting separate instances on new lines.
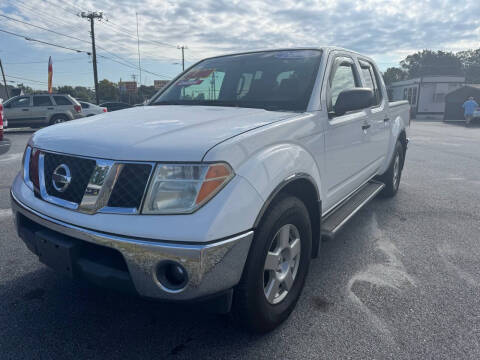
xmin=0 ymin=99 xmax=11 ymax=154
xmin=99 ymin=102 xmax=132 ymax=112
xmin=473 ymin=107 xmax=480 ymax=121
xmin=79 ymin=101 xmax=107 ymax=116
xmin=11 ymin=47 xmax=409 ymax=333
xmin=2 ymin=94 xmax=83 ymax=128
xmin=0 ymin=99 xmax=5 ymax=140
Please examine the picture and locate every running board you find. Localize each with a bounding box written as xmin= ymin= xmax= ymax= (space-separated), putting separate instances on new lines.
xmin=321 ymin=180 xmax=385 ymax=239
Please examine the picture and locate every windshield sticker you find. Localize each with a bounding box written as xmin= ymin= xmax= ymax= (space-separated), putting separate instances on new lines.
xmin=274 ymin=51 xmax=311 ymax=59
xmin=176 ymin=79 xmax=204 ymax=87
xmin=183 ymin=69 xmax=215 ymax=80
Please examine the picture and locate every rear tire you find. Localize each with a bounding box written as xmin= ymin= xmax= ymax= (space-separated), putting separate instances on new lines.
xmin=49 ymin=115 xmax=68 ymax=125
xmin=380 ymin=141 xmax=404 ymax=197
xmin=233 ymin=195 xmax=312 ymax=333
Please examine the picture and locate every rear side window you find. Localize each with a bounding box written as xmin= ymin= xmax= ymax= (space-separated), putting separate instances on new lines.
xmin=33 ymin=96 xmax=53 ymax=106
xmin=53 ymin=96 xmax=72 ymax=105
xmin=359 ymin=60 xmax=383 ymax=106
xmin=81 ymin=103 xmax=89 ymax=109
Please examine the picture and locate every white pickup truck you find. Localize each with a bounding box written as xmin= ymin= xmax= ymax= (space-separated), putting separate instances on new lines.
xmin=11 ymin=47 xmax=409 ymax=333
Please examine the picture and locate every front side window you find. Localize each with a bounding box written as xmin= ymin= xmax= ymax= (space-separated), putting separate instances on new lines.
xmin=152 ymin=50 xmax=322 ymax=112
xmin=328 ymin=58 xmax=359 ymax=112
xmin=10 ymin=96 xmax=30 ymax=108
xmin=33 ymin=96 xmax=53 ymax=106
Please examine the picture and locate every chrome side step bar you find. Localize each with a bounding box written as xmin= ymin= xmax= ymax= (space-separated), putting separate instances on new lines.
xmin=321 ymin=180 xmax=385 ymax=239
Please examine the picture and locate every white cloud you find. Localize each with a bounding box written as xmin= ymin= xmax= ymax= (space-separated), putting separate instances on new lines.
xmin=2 ymin=0 xmax=479 ymax=70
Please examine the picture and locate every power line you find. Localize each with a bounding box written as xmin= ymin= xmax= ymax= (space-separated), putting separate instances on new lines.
xmin=97 ymin=54 xmax=172 ymax=79
xmin=3 ymin=57 xmax=87 ymax=65
xmin=5 ymin=2 xmax=184 ymax=64
xmin=13 ymin=0 xmax=85 ymax=32
xmin=6 ymin=75 xmax=48 ymax=84
xmin=100 ymin=18 xmax=177 ymax=49
xmin=0 ymin=14 xmax=91 ymax=44
xmin=0 ymin=28 xmax=92 ymax=54
xmin=1 ymin=14 xmax=167 ymax=80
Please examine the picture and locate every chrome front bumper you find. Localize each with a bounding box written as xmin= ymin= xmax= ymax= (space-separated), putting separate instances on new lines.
xmin=11 ymin=192 xmax=253 ymax=301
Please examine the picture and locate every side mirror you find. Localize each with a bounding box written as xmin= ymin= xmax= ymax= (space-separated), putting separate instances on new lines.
xmin=4 ymin=102 xmax=11 ymax=109
xmin=334 ymin=88 xmax=374 ymax=116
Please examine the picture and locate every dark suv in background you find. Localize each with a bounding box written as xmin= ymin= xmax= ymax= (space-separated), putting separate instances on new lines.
xmin=2 ymin=94 xmax=84 ymax=128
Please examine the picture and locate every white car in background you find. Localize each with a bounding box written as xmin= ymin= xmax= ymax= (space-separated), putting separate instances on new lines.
xmin=473 ymin=107 xmax=480 ymax=120
xmin=79 ymin=101 xmax=107 ymax=116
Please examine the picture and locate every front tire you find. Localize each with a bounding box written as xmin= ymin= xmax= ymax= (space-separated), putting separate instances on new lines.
xmin=380 ymin=141 xmax=404 ymax=197
xmin=233 ymin=195 xmax=312 ymax=333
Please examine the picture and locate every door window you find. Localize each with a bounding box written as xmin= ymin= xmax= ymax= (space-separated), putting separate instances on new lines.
xmin=328 ymin=58 xmax=360 ymax=113
xmin=53 ymin=96 xmax=72 ymax=105
xmin=33 ymin=96 xmax=53 ymax=106
xmin=10 ymin=96 xmax=30 ymax=108
xmin=359 ymin=60 xmax=383 ymax=106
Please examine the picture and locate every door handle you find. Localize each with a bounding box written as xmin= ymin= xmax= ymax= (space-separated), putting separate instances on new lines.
xmin=384 ymin=117 xmax=390 ymax=122
xmin=362 ymin=124 xmax=371 ymax=130
xmin=22 ymin=109 xmax=29 ymax=111
xmin=47 ymin=107 xmax=54 ymax=110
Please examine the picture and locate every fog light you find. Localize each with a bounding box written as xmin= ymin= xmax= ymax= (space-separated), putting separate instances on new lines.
xmin=156 ymin=261 xmax=188 ymax=292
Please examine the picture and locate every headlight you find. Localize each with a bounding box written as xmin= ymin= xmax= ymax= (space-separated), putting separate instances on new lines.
xmin=142 ymin=163 xmax=234 ymax=214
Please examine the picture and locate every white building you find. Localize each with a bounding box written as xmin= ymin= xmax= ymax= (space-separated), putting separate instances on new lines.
xmin=389 ymin=76 xmax=465 ymax=119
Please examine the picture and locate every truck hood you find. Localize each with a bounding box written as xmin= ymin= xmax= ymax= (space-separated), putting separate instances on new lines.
xmin=31 ymin=105 xmax=294 ymax=161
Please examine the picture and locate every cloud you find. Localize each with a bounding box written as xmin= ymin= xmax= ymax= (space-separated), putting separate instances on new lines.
xmin=1 ymin=0 xmax=479 ymax=68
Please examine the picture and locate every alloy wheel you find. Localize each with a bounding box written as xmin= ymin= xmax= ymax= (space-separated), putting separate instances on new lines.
xmin=263 ymin=224 xmax=301 ymax=304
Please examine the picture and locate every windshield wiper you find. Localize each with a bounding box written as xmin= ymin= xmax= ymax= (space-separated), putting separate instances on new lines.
xmin=151 ymin=101 xmax=184 ymax=106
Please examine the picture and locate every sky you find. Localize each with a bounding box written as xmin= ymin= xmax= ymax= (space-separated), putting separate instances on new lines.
xmin=0 ymin=0 xmax=479 ymax=91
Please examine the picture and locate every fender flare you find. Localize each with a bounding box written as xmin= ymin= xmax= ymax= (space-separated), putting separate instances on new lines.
xmin=253 ymin=172 xmax=320 ymax=228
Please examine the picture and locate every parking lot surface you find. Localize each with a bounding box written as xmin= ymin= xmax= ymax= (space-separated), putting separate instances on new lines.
xmin=1 ymin=121 xmax=479 ymax=359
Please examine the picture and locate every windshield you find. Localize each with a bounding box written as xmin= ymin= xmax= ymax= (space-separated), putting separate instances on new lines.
xmin=151 ymin=50 xmax=322 ymax=112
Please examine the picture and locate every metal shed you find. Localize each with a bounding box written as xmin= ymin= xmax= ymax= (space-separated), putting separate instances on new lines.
xmin=444 ymin=85 xmax=480 ymax=121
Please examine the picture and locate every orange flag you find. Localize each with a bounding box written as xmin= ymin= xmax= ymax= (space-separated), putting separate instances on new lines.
xmin=48 ymin=56 xmax=53 ymax=93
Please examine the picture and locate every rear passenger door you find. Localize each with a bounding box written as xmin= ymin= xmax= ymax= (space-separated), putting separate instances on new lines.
xmin=31 ymin=95 xmax=54 ymax=125
xmin=323 ymin=54 xmax=372 ymax=211
xmin=358 ymin=59 xmax=389 ymax=169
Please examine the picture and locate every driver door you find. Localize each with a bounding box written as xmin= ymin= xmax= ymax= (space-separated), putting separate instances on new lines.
xmin=4 ymin=96 xmax=32 ymax=127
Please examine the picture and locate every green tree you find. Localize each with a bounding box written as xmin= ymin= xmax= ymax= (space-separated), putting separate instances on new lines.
xmin=73 ymin=86 xmax=95 ymax=102
xmin=16 ymin=83 xmax=34 ymax=94
xmin=383 ymin=67 xmax=407 ymax=86
xmin=457 ymin=49 xmax=480 ymax=83
xmin=97 ymin=79 xmax=118 ymax=102
xmin=56 ymin=85 xmax=76 ymax=96
xmin=399 ymin=50 xmax=463 ymax=78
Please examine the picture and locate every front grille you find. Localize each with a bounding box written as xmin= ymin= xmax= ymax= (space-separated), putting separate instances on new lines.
xmin=43 ymin=152 xmax=96 ymax=204
xmin=108 ymin=164 xmax=152 ymax=209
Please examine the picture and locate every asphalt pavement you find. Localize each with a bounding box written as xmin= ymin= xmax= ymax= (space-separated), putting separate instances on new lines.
xmin=1 ymin=121 xmax=479 ymax=359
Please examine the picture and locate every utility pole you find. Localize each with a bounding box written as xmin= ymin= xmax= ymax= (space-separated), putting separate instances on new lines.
xmin=0 ymin=59 xmax=9 ymax=99
xmin=177 ymin=45 xmax=188 ymax=71
xmin=136 ymin=12 xmax=142 ymax=101
xmin=136 ymin=13 xmax=142 ymax=86
xmin=80 ymin=11 xmax=103 ymax=105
